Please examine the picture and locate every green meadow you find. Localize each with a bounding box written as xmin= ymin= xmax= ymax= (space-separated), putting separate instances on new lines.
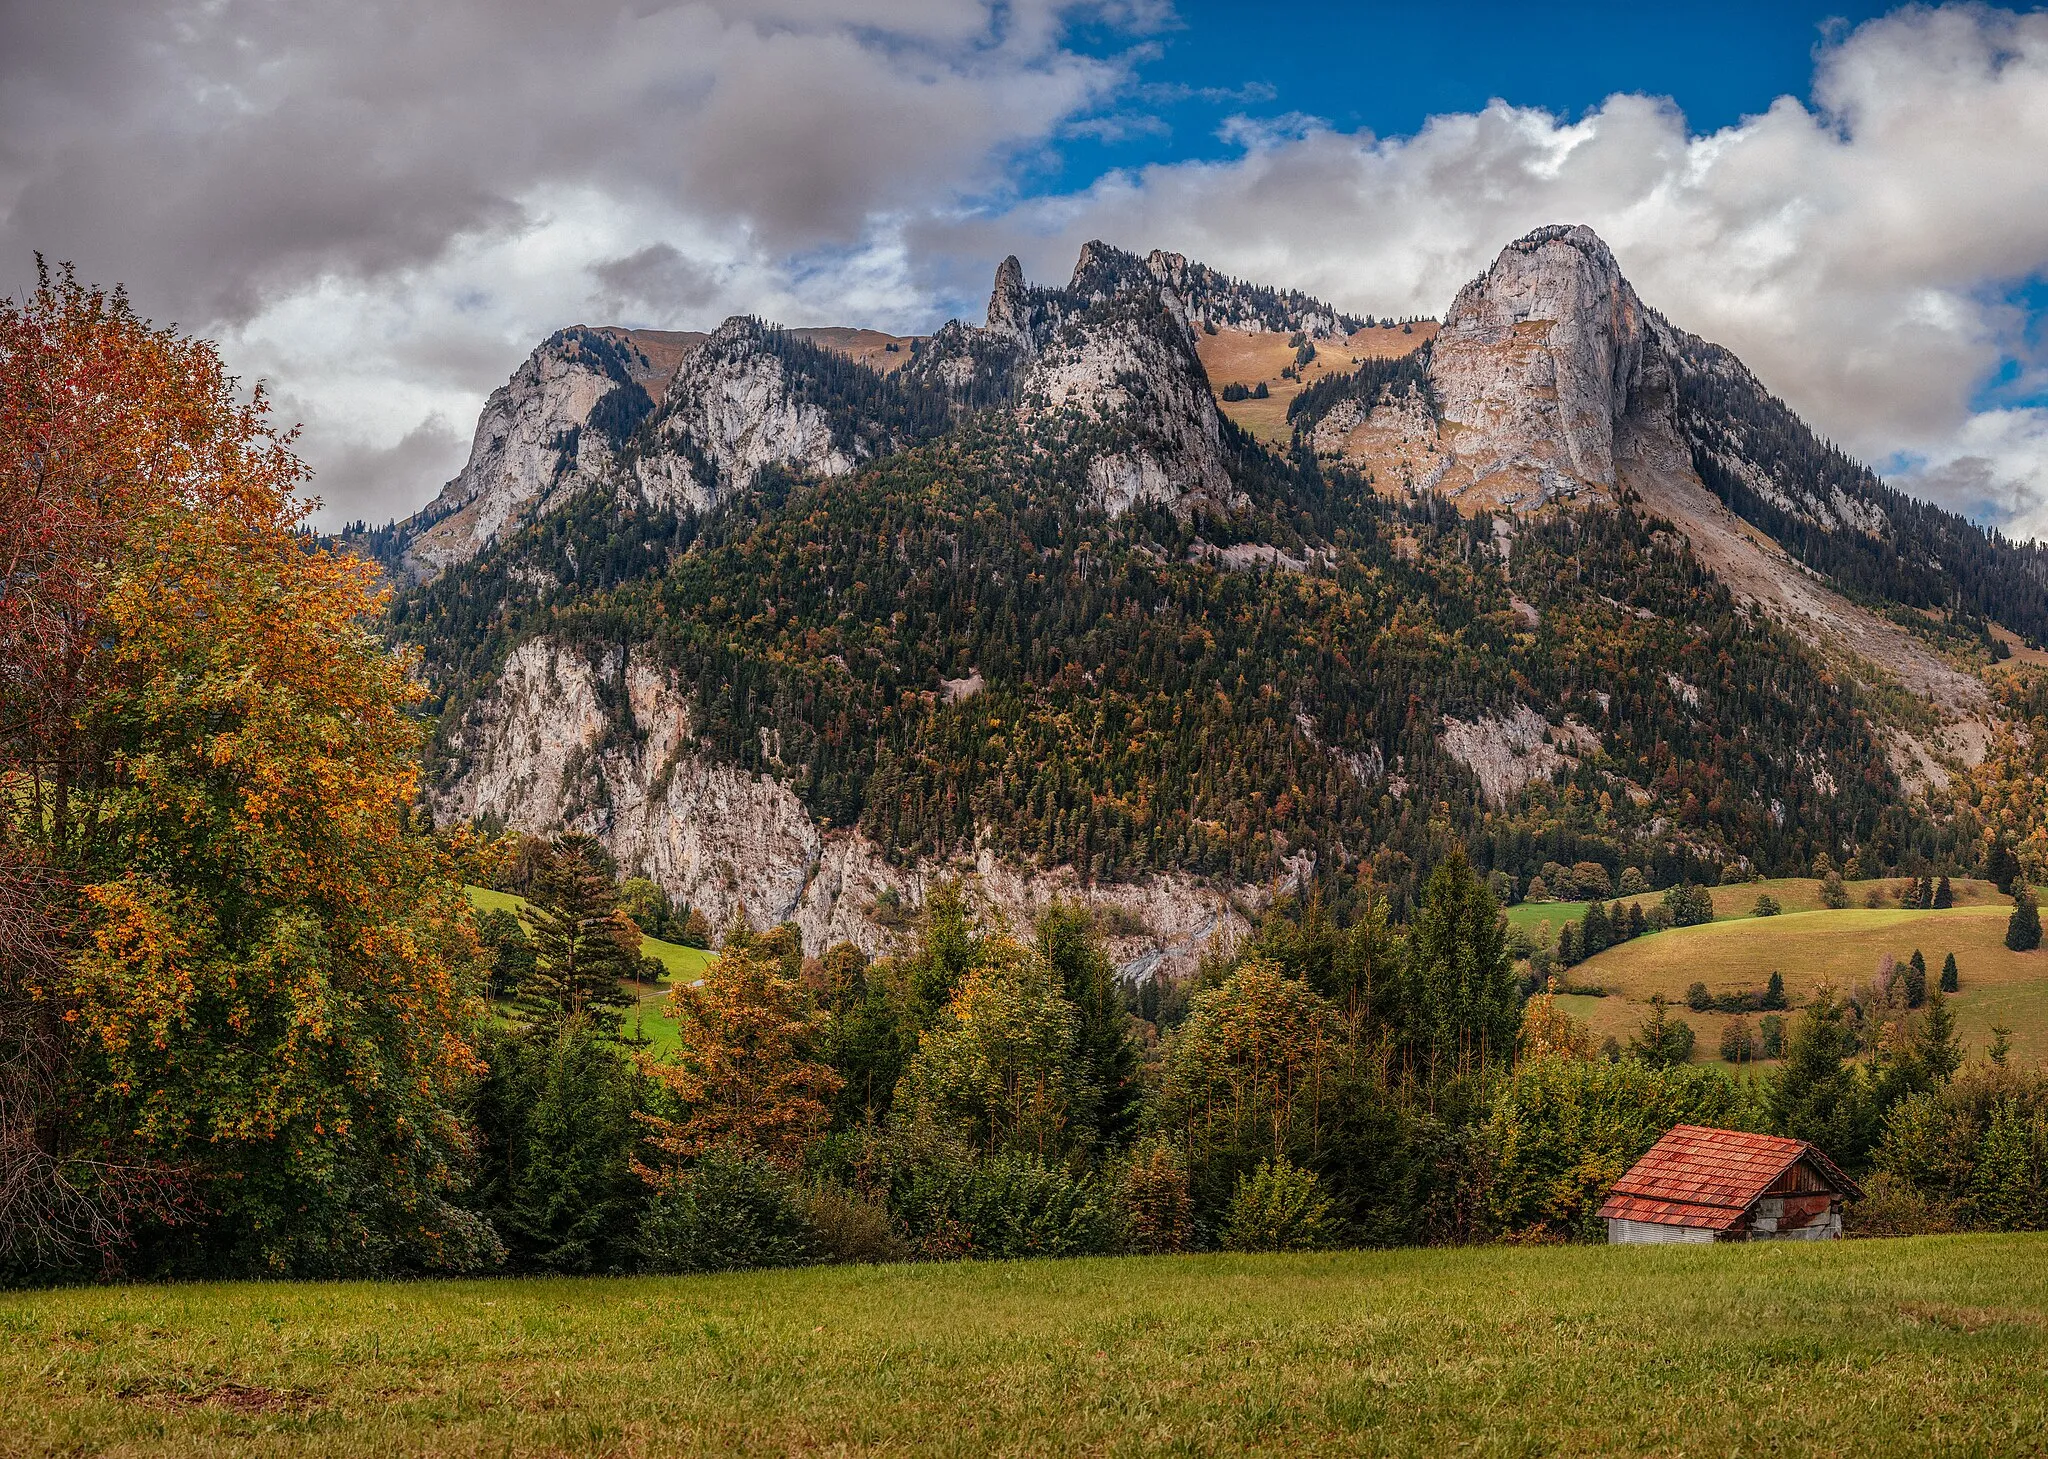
xmin=5 ymin=1236 xmax=2046 ymax=1456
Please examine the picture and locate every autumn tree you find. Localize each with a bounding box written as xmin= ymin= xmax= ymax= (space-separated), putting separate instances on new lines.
xmin=638 ymin=941 xmax=841 ymax=1173
xmin=1 ymin=264 xmax=491 ymax=1277
xmin=898 ymin=936 xmax=1098 ymax=1159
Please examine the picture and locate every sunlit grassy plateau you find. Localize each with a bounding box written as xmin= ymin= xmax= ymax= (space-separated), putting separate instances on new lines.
xmin=5 ymin=1237 xmax=2046 ymax=1456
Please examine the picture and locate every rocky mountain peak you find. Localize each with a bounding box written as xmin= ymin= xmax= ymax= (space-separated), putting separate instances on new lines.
xmin=1421 ymin=222 xmax=1657 ymax=510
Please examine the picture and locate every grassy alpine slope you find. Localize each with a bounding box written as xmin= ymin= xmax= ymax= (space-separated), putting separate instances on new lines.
xmin=1555 ymin=879 xmax=2048 ymax=1062
xmin=6 ymin=1237 xmax=2046 ymax=1457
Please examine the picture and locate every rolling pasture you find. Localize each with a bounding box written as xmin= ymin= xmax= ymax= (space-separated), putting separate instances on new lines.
xmin=1548 ymin=878 xmax=2047 ymax=1062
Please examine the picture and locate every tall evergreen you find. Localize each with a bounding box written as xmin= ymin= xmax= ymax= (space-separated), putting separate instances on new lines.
xmin=2006 ymin=886 xmax=2042 ymax=953
xmin=1934 ymin=875 xmax=1954 ymax=908
xmin=1940 ymin=951 xmax=1960 ymax=993
xmin=1036 ymin=904 xmax=1144 ymax=1148
xmin=1915 ymin=992 xmax=1963 ymax=1084
xmin=1403 ymin=848 xmax=1519 ymax=1072
xmin=1767 ymin=992 xmax=1873 ymax=1169
xmin=517 ymin=836 xmax=638 ymax=1031
xmin=1904 ymin=950 xmax=1927 ymax=1009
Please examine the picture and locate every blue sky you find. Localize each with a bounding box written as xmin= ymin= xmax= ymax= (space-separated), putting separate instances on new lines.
xmin=1045 ymin=1 xmax=1909 ymax=189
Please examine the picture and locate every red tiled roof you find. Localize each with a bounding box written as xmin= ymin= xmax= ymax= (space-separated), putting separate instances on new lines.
xmin=1596 ymin=1125 xmax=1861 ymax=1230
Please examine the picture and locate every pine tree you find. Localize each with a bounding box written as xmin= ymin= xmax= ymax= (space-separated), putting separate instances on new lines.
xmin=2006 ymin=886 xmax=2042 ymax=953
xmin=1763 ymin=970 xmax=1787 ymax=1010
xmin=1581 ymin=901 xmax=1612 ymax=957
xmin=1905 ymin=949 xmax=1928 ymax=1008
xmin=1404 ymin=847 xmax=1518 ymax=1072
xmin=1767 ymin=992 xmax=1873 ymax=1167
xmin=518 ymin=837 xmax=638 ymax=1032
xmin=1934 ymin=875 xmax=1954 ymax=909
xmin=1941 ymin=951 xmax=1959 ymax=993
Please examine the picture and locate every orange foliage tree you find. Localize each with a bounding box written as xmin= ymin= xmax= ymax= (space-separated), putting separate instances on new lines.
xmin=637 ymin=936 xmax=842 ymax=1177
xmin=1 ymin=264 xmax=491 ymax=1276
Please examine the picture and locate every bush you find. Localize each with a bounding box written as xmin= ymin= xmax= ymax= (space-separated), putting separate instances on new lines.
xmin=1752 ymin=894 xmax=1781 ymax=917
xmin=1119 ymin=1138 xmax=1195 ymax=1255
xmin=1221 ymin=1158 xmax=1338 ymax=1252
xmin=636 ymin=1146 xmax=816 ymax=1274
xmin=793 ymin=1181 xmax=910 ymax=1265
xmin=1220 ymin=381 xmax=1249 ymax=403
xmin=884 ymin=1136 xmax=1120 ymax=1260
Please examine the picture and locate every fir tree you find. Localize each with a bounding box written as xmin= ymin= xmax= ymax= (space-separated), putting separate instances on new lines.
xmin=1036 ymin=904 xmax=1144 ymax=1148
xmin=1404 ymin=848 xmax=1518 ymax=1072
xmin=518 ymin=836 xmax=638 ymax=1032
xmin=1905 ymin=949 xmax=1928 ymax=1009
xmin=1940 ymin=951 xmax=1959 ymax=993
xmin=1914 ymin=991 xmax=1962 ymax=1083
xmin=1934 ymin=875 xmax=1954 ymax=908
xmin=1763 ymin=970 xmax=1787 ymax=1011
xmin=2007 ymin=886 xmax=2042 ymax=953
xmin=1767 ymin=991 xmax=1873 ymax=1168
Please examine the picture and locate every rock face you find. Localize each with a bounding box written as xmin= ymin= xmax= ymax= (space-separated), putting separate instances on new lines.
xmin=404 ymin=328 xmax=658 ymax=580
xmin=439 ymin=637 xmax=1298 ymax=974
xmin=631 ymin=318 xmax=862 ymax=516
xmin=1423 ymin=224 xmax=1660 ymax=513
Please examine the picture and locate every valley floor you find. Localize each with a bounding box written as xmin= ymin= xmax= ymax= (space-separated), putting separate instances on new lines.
xmin=7 ymin=1236 xmax=2047 ymax=1456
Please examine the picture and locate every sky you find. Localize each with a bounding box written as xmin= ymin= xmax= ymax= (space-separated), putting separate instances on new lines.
xmin=5 ymin=1 xmax=2048 ymax=536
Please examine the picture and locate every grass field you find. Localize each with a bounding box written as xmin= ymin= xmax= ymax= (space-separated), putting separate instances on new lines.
xmin=464 ymin=886 xmax=716 ymax=1055
xmin=5 ymin=1236 xmax=2045 ymax=1456
xmin=1556 ymin=891 xmax=2048 ymax=1064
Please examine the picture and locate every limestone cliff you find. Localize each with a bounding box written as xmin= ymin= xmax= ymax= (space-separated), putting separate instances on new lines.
xmin=438 ymin=637 xmax=1296 ymax=974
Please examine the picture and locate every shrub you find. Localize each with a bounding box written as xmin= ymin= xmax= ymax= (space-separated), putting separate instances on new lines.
xmin=636 ymin=1145 xmax=816 ymax=1274
xmin=1119 ymin=1138 xmax=1195 ymax=1255
xmin=793 ymin=1181 xmax=910 ymax=1265
xmin=1221 ymin=1158 xmax=1338 ymax=1252
xmin=885 ymin=1136 xmax=1120 ymax=1259
xmin=1752 ymin=894 xmax=1781 ymax=917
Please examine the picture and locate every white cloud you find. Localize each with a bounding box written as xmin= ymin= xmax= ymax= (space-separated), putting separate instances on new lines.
xmin=945 ymin=4 xmax=2048 ymax=538
xmin=10 ymin=2 xmax=2048 ymax=538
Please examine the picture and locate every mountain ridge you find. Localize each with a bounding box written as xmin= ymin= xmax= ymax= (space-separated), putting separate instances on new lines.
xmin=357 ymin=224 xmax=2046 ymax=974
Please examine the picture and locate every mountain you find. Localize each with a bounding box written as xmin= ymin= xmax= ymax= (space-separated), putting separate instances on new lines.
xmin=364 ymin=224 xmax=2045 ymax=976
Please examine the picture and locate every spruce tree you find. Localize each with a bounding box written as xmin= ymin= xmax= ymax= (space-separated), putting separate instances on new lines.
xmin=1405 ymin=847 xmax=1518 ymax=1071
xmin=1940 ymin=951 xmax=1959 ymax=992
xmin=2006 ymin=886 xmax=2042 ymax=953
xmin=518 ymin=837 xmax=638 ymax=1032
xmin=1915 ymin=991 xmax=1962 ymax=1083
xmin=1904 ymin=950 xmax=1927 ymax=1008
xmin=1934 ymin=875 xmax=1954 ymax=909
xmin=1766 ymin=992 xmax=1873 ymax=1167
xmin=1581 ymin=901 xmax=1612 ymax=957
xmin=1037 ymin=903 xmax=1143 ymax=1148
xmin=1763 ymin=970 xmax=1787 ymax=1011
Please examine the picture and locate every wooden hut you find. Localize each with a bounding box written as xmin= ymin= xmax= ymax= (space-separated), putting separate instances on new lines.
xmin=1599 ymin=1125 xmax=1860 ymax=1244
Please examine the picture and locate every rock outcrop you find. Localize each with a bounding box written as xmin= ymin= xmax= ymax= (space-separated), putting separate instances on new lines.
xmin=403 ymin=328 xmax=659 ymax=580
xmin=631 ymin=318 xmax=863 ymax=516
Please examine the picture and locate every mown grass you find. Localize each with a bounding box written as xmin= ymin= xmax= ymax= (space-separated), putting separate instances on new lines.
xmin=5 ymin=1236 xmax=2046 ymax=1456
xmin=464 ymin=886 xmax=716 ymax=1055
